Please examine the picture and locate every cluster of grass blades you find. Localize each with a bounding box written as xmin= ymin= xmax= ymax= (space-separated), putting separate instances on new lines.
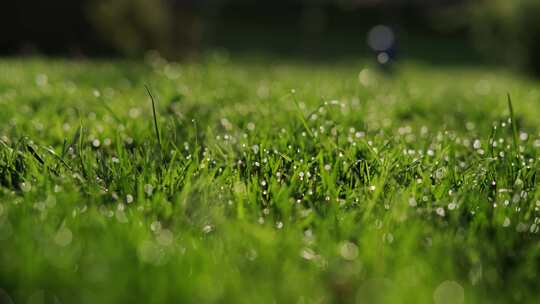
xmin=1 ymin=57 xmax=540 ymax=303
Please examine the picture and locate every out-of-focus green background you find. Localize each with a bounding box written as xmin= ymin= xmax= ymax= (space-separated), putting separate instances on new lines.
xmin=2 ymin=0 xmax=540 ymax=74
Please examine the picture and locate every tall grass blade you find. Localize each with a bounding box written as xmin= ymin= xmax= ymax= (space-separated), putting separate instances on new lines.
xmin=145 ymin=85 xmax=162 ymax=150
xmin=507 ymin=93 xmax=519 ymax=157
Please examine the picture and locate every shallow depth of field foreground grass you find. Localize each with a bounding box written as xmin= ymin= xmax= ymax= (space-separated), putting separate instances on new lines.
xmin=1 ymin=55 xmax=540 ymax=303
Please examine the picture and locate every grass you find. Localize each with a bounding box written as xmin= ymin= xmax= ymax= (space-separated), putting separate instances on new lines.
xmin=1 ymin=54 xmax=540 ymax=303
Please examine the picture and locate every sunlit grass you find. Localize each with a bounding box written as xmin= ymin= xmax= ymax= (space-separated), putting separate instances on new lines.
xmin=0 ymin=55 xmax=539 ymax=303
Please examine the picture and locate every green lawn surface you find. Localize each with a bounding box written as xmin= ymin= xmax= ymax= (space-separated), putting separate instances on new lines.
xmin=1 ymin=55 xmax=540 ymax=303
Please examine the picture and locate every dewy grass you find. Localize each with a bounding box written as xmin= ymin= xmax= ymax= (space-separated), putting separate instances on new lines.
xmin=0 ymin=56 xmax=540 ymax=303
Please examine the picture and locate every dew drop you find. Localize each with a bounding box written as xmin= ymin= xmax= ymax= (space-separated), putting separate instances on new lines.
xmin=339 ymin=241 xmax=359 ymax=260
xmin=54 ymin=227 xmax=73 ymax=247
xmin=433 ymin=281 xmax=464 ymax=304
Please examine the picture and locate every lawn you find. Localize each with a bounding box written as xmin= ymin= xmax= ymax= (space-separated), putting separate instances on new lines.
xmin=1 ymin=55 xmax=540 ymax=303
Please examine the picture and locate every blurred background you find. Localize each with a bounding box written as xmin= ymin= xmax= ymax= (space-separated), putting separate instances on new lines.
xmin=2 ymin=0 xmax=540 ymax=75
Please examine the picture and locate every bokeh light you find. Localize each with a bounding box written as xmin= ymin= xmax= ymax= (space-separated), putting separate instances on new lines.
xmin=367 ymin=25 xmax=395 ymax=52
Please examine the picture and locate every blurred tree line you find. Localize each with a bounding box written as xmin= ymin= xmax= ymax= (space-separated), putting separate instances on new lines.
xmin=467 ymin=0 xmax=540 ymax=75
xmin=1 ymin=0 xmax=461 ymax=57
xmin=2 ymin=0 xmax=540 ymax=74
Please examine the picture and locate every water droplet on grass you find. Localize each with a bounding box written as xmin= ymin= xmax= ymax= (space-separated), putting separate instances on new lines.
xmin=246 ymin=248 xmax=258 ymax=261
xmin=202 ymin=225 xmax=213 ymax=234
xmin=339 ymin=241 xmax=359 ymax=260
xmin=433 ymin=281 xmax=464 ymax=304
xmin=516 ymin=222 xmax=528 ymax=232
xmin=137 ymin=240 xmax=162 ymax=265
xmin=20 ymin=182 xmax=32 ymax=193
xmin=383 ymin=233 xmax=394 ymax=244
xmin=377 ymin=52 xmax=390 ymax=64
xmin=35 ymin=74 xmax=48 ymax=87
xmin=151 ymin=221 xmax=162 ymax=233
xmin=436 ymin=207 xmax=446 ymax=217
xmin=54 ymin=227 xmax=73 ymax=247
xmin=157 ymin=229 xmax=173 ymax=246
xmin=300 ymin=248 xmax=317 ymax=261
xmin=115 ymin=210 xmax=128 ymax=224
xmin=128 ymin=108 xmax=141 ymax=118
xmin=144 ymin=184 xmax=154 ymax=196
